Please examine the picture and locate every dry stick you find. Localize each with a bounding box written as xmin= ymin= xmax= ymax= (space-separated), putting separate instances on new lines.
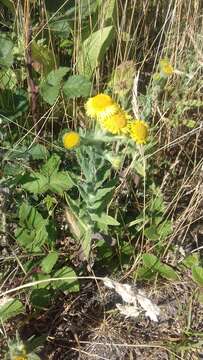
xmin=24 ymin=0 xmax=38 ymax=134
xmin=0 ymin=276 xmax=104 ymax=298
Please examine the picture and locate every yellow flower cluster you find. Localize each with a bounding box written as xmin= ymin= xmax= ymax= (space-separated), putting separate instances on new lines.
xmin=85 ymin=93 xmax=149 ymax=144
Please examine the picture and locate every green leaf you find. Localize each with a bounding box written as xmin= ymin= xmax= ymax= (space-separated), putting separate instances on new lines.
xmin=0 ymin=68 xmax=17 ymax=89
xmin=32 ymin=273 xmax=51 ymax=289
xmin=78 ymin=26 xmax=114 ymax=78
xmin=53 ymin=266 xmax=79 ymax=293
xmin=0 ymin=34 xmax=14 ymax=67
xmin=158 ymin=220 xmax=173 ymax=238
xmin=135 ymin=266 xmax=156 ymax=280
xmin=16 ymin=202 xmax=49 ymax=252
xmin=41 ymin=154 xmax=61 ymax=176
xmin=91 ymin=213 xmax=119 ymax=226
xmin=21 ymin=173 xmax=48 ymax=194
xmin=192 ymin=265 xmax=203 ymax=286
xmin=40 ymin=81 xmax=60 ymax=105
xmin=158 ymin=264 xmax=179 ymax=281
xmin=28 ymin=144 xmax=49 ymax=160
xmin=41 ymin=252 xmax=59 ymax=274
xmin=63 ymin=75 xmax=91 ymax=98
xmin=142 ymin=253 xmax=160 ymax=270
xmin=182 ymin=254 xmax=199 ymax=268
xmin=39 ymin=67 xmax=69 ymax=104
xmin=144 ymin=225 xmax=159 ymax=241
xmin=108 ymin=60 xmax=135 ymax=96
xmin=31 ymin=41 xmax=55 ymax=75
xmin=0 ymin=298 xmax=24 ymax=321
xmin=30 ymin=288 xmax=52 ymax=309
xmin=49 ymin=171 xmax=74 ymax=194
xmin=47 ymin=67 xmax=69 ymax=86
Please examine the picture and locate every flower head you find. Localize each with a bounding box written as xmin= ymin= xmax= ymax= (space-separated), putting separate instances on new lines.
xmin=63 ymin=131 xmax=80 ymax=149
xmin=159 ymin=59 xmax=174 ymax=77
xmin=101 ymin=111 xmax=128 ymax=134
xmin=85 ymin=93 xmax=119 ymax=120
xmin=129 ymin=120 xmax=149 ymax=144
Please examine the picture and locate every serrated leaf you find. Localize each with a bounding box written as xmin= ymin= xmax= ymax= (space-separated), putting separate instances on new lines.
xmin=41 ymin=252 xmax=59 ymax=274
xmin=158 ymin=263 xmax=178 ymax=281
xmin=28 ymin=144 xmax=49 ymax=160
xmin=21 ymin=173 xmax=48 ymax=194
xmin=0 ymin=297 xmax=24 ymax=321
xmin=0 ymin=34 xmax=14 ymax=67
xmin=78 ymin=26 xmax=114 ymax=78
xmin=63 ymin=74 xmax=91 ymax=98
xmin=192 ymin=265 xmax=203 ymax=286
xmin=39 ymin=67 xmax=69 ymax=104
xmin=49 ymin=171 xmax=74 ymax=194
xmin=53 ymin=266 xmax=79 ymax=293
xmin=39 ymin=81 xmax=60 ymax=105
xmin=0 ymin=68 xmax=17 ymax=89
xmin=41 ymin=154 xmax=61 ymax=176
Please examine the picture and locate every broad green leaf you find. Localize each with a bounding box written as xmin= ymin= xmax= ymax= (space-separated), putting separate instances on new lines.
xmin=39 ymin=81 xmax=60 ymax=105
xmin=78 ymin=26 xmax=114 ymax=78
xmin=32 ymin=273 xmax=51 ymax=289
xmin=135 ymin=266 xmax=156 ymax=280
xmin=39 ymin=67 xmax=69 ymax=104
xmin=41 ymin=154 xmax=61 ymax=176
xmin=0 ymin=34 xmax=14 ymax=67
xmin=91 ymin=213 xmax=119 ymax=226
xmin=144 ymin=225 xmax=159 ymax=241
xmin=0 ymin=0 xmax=15 ymax=13
xmin=63 ymin=75 xmax=91 ymax=98
xmin=142 ymin=253 xmax=160 ymax=270
xmin=28 ymin=144 xmax=49 ymax=160
xmin=49 ymin=19 xmax=71 ymax=37
xmin=0 ymin=298 xmax=24 ymax=321
xmin=46 ymin=67 xmax=69 ymax=86
xmin=158 ymin=264 xmax=179 ymax=281
xmin=27 ymin=353 xmax=41 ymax=360
xmin=16 ymin=203 xmax=49 ymax=252
xmin=49 ymin=171 xmax=74 ymax=194
xmin=21 ymin=173 xmax=48 ymax=194
xmin=93 ymin=186 xmax=114 ymax=203
xmin=150 ymin=196 xmax=165 ymax=213
xmin=192 ymin=265 xmax=203 ymax=286
xmin=31 ymin=41 xmax=56 ymax=75
xmin=158 ymin=220 xmax=173 ymax=238
xmin=0 ymin=68 xmax=17 ymax=89
xmin=182 ymin=254 xmax=199 ymax=268
xmin=41 ymin=252 xmax=59 ymax=274
xmin=53 ymin=266 xmax=79 ymax=292
xmin=30 ymin=289 xmax=52 ymax=309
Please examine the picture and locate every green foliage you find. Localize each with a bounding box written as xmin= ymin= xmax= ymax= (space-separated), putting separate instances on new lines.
xmin=78 ymin=26 xmax=114 ymax=78
xmin=20 ymin=154 xmax=74 ymax=195
xmin=137 ymin=253 xmax=179 ymax=281
xmin=0 ymin=33 xmax=14 ymax=67
xmin=53 ymin=266 xmax=79 ymax=293
xmin=192 ymin=266 xmax=203 ymax=286
xmin=0 ymin=298 xmax=24 ymax=321
xmin=15 ymin=202 xmax=52 ymax=252
xmin=40 ymin=251 xmax=59 ymax=274
xmin=63 ymin=75 xmax=91 ymax=98
xmin=39 ymin=67 xmax=69 ymax=105
xmin=0 ymin=89 xmax=28 ymax=121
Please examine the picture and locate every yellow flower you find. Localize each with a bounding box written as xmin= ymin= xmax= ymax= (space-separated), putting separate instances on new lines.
xmin=12 ymin=357 xmax=27 ymax=360
xmin=63 ymin=132 xmax=80 ymax=149
xmin=129 ymin=120 xmax=149 ymax=144
xmin=159 ymin=59 xmax=174 ymax=76
xmin=85 ymin=93 xmax=119 ymax=120
xmin=101 ymin=111 xmax=128 ymax=134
